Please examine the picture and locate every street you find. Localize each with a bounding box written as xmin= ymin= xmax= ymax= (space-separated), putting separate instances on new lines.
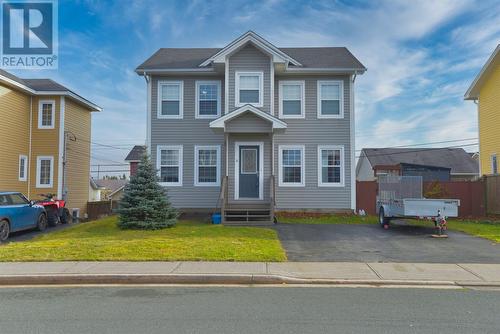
xmin=1 ymin=286 xmax=499 ymax=334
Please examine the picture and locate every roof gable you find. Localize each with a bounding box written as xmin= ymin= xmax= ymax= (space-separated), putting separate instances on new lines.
xmin=209 ymin=104 xmax=287 ymax=130
xmin=199 ymin=31 xmax=302 ymax=67
xmin=465 ymin=44 xmax=500 ymax=100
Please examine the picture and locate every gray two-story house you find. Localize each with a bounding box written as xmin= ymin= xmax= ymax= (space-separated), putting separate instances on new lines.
xmin=136 ymin=31 xmax=366 ymax=224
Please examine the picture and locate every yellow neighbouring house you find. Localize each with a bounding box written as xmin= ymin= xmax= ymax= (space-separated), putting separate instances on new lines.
xmin=465 ymin=44 xmax=500 ymax=176
xmin=0 ymin=69 xmax=101 ymax=219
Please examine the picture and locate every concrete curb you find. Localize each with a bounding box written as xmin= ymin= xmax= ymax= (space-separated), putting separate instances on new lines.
xmin=0 ymin=273 xmax=483 ymax=287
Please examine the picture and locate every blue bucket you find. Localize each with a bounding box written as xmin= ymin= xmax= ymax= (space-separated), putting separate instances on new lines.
xmin=211 ymin=213 xmax=222 ymax=224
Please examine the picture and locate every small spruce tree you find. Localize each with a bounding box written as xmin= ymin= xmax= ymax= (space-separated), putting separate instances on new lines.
xmin=118 ymin=154 xmax=177 ymax=229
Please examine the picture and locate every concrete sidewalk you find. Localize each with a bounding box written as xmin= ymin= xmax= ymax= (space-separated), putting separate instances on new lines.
xmin=0 ymin=262 xmax=499 ymax=287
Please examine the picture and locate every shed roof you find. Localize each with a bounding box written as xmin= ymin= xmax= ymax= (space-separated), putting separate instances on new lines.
xmin=361 ymin=148 xmax=479 ymax=175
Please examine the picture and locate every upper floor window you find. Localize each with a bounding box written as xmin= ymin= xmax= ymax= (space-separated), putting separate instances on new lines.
xmin=194 ymin=145 xmax=221 ymax=186
xmin=279 ymin=81 xmax=305 ymax=119
xmin=158 ymin=81 xmax=183 ymax=119
xmin=19 ymin=155 xmax=27 ymax=182
xmin=157 ymin=145 xmax=183 ymax=186
xmin=196 ymin=81 xmax=221 ymax=119
xmin=318 ymin=145 xmax=344 ymax=187
xmin=317 ymin=80 xmax=343 ymax=119
xmin=279 ymin=145 xmax=305 ymax=187
xmin=38 ymin=100 xmax=55 ymax=129
xmin=236 ymin=72 xmax=263 ymax=107
xmin=36 ymin=156 xmax=53 ymax=188
xmin=492 ymin=154 xmax=498 ymax=175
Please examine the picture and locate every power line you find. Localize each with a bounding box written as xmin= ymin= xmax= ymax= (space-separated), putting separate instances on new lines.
xmin=355 ymin=137 xmax=478 ymax=152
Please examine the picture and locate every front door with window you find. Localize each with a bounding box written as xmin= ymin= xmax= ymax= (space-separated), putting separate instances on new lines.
xmin=239 ymin=145 xmax=260 ymax=198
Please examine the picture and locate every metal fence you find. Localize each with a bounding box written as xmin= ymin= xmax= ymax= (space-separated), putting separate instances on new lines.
xmin=377 ymin=175 xmax=423 ymax=201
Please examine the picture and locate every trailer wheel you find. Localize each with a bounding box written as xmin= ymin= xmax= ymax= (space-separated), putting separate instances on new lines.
xmin=379 ymin=207 xmax=390 ymax=228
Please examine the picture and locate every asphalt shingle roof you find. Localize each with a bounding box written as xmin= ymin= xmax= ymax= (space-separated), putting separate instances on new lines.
xmin=136 ymin=47 xmax=366 ymax=71
xmin=361 ymin=148 xmax=479 ymax=175
xmin=125 ymin=145 xmax=146 ymax=161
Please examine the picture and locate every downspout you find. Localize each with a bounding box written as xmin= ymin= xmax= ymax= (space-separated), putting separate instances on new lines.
xmin=144 ymin=72 xmax=151 ymax=156
xmin=28 ymin=96 xmax=33 ymax=198
xmin=350 ymin=74 xmax=356 ymax=212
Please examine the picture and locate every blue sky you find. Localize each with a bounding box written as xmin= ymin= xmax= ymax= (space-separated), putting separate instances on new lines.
xmin=10 ymin=0 xmax=500 ymax=176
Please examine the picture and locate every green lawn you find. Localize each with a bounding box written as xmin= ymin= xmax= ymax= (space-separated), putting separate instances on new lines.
xmin=420 ymin=219 xmax=500 ymax=243
xmin=277 ymin=212 xmax=378 ymax=225
xmin=0 ymin=216 xmax=286 ymax=262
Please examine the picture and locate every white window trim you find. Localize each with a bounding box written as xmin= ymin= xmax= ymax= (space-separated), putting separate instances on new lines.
xmin=317 ymin=145 xmax=345 ymax=187
xmin=18 ymin=155 xmax=27 ymax=182
xmin=38 ymin=100 xmax=55 ymax=129
xmin=278 ymin=145 xmax=305 ymax=187
xmin=157 ymin=145 xmax=183 ymax=186
xmin=235 ymin=71 xmax=264 ymax=108
xmin=278 ymin=80 xmax=305 ymax=119
xmin=157 ymin=80 xmax=184 ymax=119
xmin=194 ymin=145 xmax=221 ymax=186
xmin=195 ymin=80 xmax=221 ymax=119
xmin=492 ymin=153 xmax=498 ymax=175
xmin=317 ymin=80 xmax=344 ymax=119
xmin=36 ymin=156 xmax=54 ymax=188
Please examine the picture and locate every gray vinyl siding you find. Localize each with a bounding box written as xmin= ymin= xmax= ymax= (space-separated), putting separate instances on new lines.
xmin=150 ymin=75 xmax=225 ymax=208
xmin=225 ymin=113 xmax=272 ymax=133
xmin=273 ymin=75 xmax=352 ymax=210
xmin=228 ymin=44 xmax=271 ymax=113
xmin=227 ymin=133 xmax=272 ymax=204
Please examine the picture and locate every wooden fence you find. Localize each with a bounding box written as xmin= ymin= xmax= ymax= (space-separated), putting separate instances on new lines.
xmin=357 ymin=180 xmax=487 ymax=218
xmin=485 ymin=174 xmax=500 ymax=215
xmin=87 ymin=200 xmax=120 ymax=221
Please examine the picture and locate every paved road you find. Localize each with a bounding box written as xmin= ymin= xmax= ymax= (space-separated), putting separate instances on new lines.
xmin=275 ymin=221 xmax=500 ymax=263
xmin=0 ymin=286 xmax=499 ymax=334
xmin=3 ymin=221 xmax=79 ymax=243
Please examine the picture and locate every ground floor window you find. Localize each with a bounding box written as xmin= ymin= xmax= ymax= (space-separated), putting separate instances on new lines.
xmin=492 ymin=154 xmax=498 ymax=175
xmin=318 ymin=145 xmax=344 ymax=186
xmin=157 ymin=145 xmax=183 ymax=186
xmin=36 ymin=156 xmax=53 ymax=188
xmin=19 ymin=155 xmax=27 ymax=181
xmin=195 ymin=145 xmax=220 ymax=186
xmin=279 ymin=145 xmax=305 ymax=186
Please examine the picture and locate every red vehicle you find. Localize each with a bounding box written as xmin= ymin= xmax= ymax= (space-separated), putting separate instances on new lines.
xmin=36 ymin=194 xmax=71 ymax=226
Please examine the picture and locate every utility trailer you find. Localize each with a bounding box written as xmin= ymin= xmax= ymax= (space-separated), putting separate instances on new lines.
xmin=376 ymin=176 xmax=460 ymax=235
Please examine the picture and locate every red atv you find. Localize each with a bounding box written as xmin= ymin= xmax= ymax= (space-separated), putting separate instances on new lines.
xmin=36 ymin=194 xmax=71 ymax=226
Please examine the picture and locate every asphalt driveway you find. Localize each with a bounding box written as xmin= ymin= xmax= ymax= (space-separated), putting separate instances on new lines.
xmin=274 ymin=221 xmax=500 ymax=263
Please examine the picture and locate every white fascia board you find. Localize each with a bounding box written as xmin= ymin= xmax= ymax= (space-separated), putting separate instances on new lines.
xmin=0 ymin=74 xmax=101 ymax=111
xmin=199 ymin=31 xmax=302 ymax=67
xmin=285 ymin=67 xmax=367 ymax=74
xmin=209 ymin=104 xmax=287 ymax=129
xmin=464 ymin=44 xmax=500 ymax=100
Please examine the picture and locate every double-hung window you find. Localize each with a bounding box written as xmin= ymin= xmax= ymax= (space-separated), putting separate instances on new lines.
xmin=196 ymin=81 xmax=221 ymax=118
xmin=157 ymin=145 xmax=183 ymax=186
xmin=317 ymin=81 xmax=343 ymax=118
xmin=38 ymin=100 xmax=55 ymax=129
xmin=236 ymin=72 xmax=263 ymax=107
xmin=158 ymin=81 xmax=183 ymax=119
xmin=19 ymin=155 xmax=27 ymax=181
xmin=194 ymin=145 xmax=220 ymax=186
xmin=279 ymin=81 xmax=305 ymax=119
xmin=36 ymin=156 xmax=53 ymax=188
xmin=318 ymin=145 xmax=344 ymax=186
xmin=279 ymin=145 xmax=305 ymax=187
